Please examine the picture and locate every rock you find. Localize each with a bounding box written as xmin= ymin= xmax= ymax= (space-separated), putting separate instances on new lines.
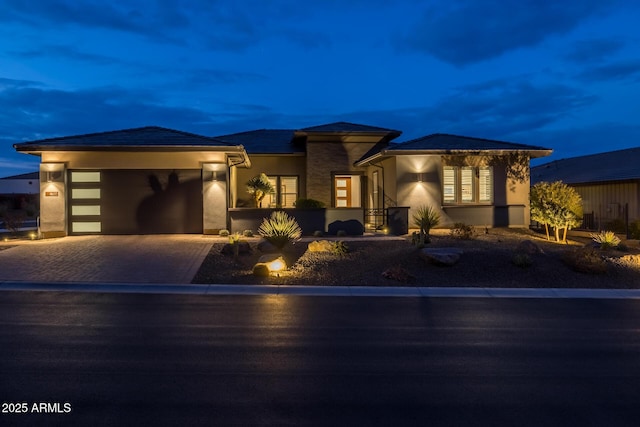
xmin=252 ymin=263 xmax=270 ymax=277
xmin=419 ymin=247 xmax=463 ymax=266
xmin=257 ymin=239 xmax=278 ymax=253
xmin=516 ymin=240 xmax=544 ymax=255
xmin=308 ymin=240 xmax=333 ymax=253
xmin=220 ymin=241 xmax=251 ymax=255
xmin=258 ymin=254 xmax=283 ymax=264
xmin=382 ymin=266 xmax=415 ymax=283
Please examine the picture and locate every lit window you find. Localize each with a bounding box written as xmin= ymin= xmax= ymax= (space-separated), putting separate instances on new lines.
xmin=479 ymin=167 xmax=493 ymax=202
xmin=442 ymin=166 xmax=492 ymax=204
xmin=264 ymin=176 xmax=298 ymax=208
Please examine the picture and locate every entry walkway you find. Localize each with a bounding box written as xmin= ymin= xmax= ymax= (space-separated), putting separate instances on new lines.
xmin=0 ymin=235 xmax=212 ymax=284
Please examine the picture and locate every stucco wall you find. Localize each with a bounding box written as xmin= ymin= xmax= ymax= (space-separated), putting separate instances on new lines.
xmin=394 ymin=154 xmax=533 ymax=227
xmin=41 ymin=151 xmax=228 ymax=169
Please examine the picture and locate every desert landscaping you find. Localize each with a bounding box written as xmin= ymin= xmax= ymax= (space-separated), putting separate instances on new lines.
xmin=192 ymin=227 xmax=640 ymax=288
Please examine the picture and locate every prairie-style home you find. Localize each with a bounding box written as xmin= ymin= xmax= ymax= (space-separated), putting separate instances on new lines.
xmin=14 ymin=122 xmax=551 ymax=237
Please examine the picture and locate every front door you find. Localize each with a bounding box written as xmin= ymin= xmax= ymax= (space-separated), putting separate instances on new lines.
xmin=335 ymin=177 xmax=352 ymax=207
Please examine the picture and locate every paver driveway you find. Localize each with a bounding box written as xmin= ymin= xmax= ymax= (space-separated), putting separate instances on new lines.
xmin=0 ymin=235 xmax=213 ymax=284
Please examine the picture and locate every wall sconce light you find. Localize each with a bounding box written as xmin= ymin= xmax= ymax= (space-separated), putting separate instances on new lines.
xmin=43 ymin=170 xmax=62 ymax=183
xmin=206 ymin=170 xmax=221 ymax=182
xmin=415 ymin=173 xmax=425 ymax=182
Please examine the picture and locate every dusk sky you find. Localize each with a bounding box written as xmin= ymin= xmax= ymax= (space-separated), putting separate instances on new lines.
xmin=2 ymin=0 xmax=639 ymax=177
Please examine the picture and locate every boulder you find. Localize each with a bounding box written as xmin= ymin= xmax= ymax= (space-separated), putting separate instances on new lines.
xmin=419 ymin=247 xmax=463 ymax=266
xmin=257 ymin=239 xmax=278 ymax=253
xmin=308 ymin=240 xmax=333 ymax=253
xmin=516 ymin=240 xmax=544 ymax=255
xmin=258 ymin=254 xmax=283 ymax=264
xmin=220 ymin=241 xmax=251 ymax=255
xmin=382 ymin=266 xmax=415 ymax=283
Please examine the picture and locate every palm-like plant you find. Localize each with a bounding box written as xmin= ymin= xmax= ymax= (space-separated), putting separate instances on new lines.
xmin=258 ymin=211 xmax=302 ymax=250
xmin=246 ymin=173 xmax=274 ymax=207
xmin=590 ymin=230 xmax=621 ymax=250
xmin=412 ymin=205 xmax=440 ymax=245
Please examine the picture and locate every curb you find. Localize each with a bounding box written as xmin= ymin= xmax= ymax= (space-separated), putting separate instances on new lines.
xmin=1 ymin=281 xmax=640 ymax=299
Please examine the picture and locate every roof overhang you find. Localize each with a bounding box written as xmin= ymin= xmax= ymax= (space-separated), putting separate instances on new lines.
xmin=355 ymin=148 xmax=553 ymax=166
xmin=14 ymin=144 xmax=252 ymax=168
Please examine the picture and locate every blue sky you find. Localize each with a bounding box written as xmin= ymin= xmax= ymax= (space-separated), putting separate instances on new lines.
xmin=1 ymin=0 xmax=639 ymax=176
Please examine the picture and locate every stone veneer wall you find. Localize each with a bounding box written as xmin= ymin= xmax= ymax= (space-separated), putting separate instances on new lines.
xmin=305 ymin=141 xmax=377 ymax=207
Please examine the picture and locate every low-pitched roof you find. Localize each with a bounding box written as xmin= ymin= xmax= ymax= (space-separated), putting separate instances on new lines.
xmin=215 ymin=129 xmax=302 ymax=154
xmin=531 ymin=147 xmax=640 ymax=185
xmin=356 ymin=133 xmax=552 ymax=165
xmin=14 ymin=126 xmax=235 ymax=151
xmin=298 ymin=121 xmax=401 ymax=136
xmin=0 ymin=171 xmax=39 ymax=180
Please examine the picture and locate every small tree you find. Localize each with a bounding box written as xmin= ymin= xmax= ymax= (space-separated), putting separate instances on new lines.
xmin=412 ymin=205 xmax=440 ymax=245
xmin=531 ymin=181 xmax=582 ymax=242
xmin=246 ymin=173 xmax=274 ymax=208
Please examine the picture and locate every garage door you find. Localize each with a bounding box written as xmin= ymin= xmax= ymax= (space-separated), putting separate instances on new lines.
xmin=69 ymin=169 xmax=203 ymax=234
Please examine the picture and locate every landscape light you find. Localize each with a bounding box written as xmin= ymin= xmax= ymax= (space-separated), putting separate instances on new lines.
xmin=267 ymin=257 xmax=286 ymax=272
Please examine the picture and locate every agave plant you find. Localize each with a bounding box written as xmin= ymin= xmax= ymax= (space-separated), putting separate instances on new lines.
xmin=258 ymin=211 xmax=302 ymax=249
xmin=590 ymin=230 xmax=621 ymax=250
xmin=412 ymin=205 xmax=440 ymax=245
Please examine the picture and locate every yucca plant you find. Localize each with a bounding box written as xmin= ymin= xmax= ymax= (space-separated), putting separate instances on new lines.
xmin=412 ymin=205 xmax=440 ymax=245
xmin=258 ymin=211 xmax=302 ymax=250
xmin=590 ymin=230 xmax=621 ymax=250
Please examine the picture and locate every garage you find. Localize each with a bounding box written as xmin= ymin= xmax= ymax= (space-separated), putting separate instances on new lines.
xmin=69 ymin=169 xmax=203 ymax=234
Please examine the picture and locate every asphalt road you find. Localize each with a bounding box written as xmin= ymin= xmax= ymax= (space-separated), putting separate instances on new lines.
xmin=1 ymin=291 xmax=640 ymax=426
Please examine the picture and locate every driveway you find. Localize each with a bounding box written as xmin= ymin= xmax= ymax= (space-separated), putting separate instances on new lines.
xmin=0 ymin=235 xmax=213 ymax=284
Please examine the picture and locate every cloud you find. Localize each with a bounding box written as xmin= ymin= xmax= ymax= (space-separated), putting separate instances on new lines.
xmin=0 ymin=77 xmax=44 ymax=89
xmin=526 ymin=122 xmax=640 ymax=165
xmin=1 ymin=0 xmax=189 ymax=44
xmin=10 ymin=44 xmax=119 ymax=66
xmin=401 ymin=0 xmax=612 ymax=66
xmin=576 ymin=59 xmax=640 ymax=82
xmin=564 ymin=38 xmax=625 ymax=64
xmin=0 ymin=84 xmax=214 ymax=143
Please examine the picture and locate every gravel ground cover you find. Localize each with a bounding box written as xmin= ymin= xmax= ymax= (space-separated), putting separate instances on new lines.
xmin=192 ymin=228 xmax=640 ymax=288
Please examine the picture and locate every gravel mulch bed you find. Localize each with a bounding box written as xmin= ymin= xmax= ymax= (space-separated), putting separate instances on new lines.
xmin=191 ymin=229 xmax=640 ymax=288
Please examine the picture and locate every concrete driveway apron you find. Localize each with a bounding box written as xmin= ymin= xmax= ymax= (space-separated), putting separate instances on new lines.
xmin=0 ymin=235 xmax=213 ymax=284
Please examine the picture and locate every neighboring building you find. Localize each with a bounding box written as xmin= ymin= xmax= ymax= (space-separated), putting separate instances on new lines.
xmin=0 ymin=171 xmax=39 ymax=195
xmin=14 ymin=123 xmax=551 ymax=237
xmin=531 ymin=147 xmax=640 ymax=229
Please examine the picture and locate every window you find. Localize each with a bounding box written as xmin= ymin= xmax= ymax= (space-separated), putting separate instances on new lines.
xmin=263 ymin=176 xmax=298 ymax=208
xmin=442 ymin=166 xmax=493 ymax=204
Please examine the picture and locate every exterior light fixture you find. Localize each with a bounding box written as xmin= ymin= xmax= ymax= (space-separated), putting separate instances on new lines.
xmin=415 ymin=173 xmax=425 ymax=182
xmin=267 ymin=257 xmax=286 ymax=272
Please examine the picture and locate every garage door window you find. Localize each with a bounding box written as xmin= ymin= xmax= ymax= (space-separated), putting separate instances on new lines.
xmin=70 ymin=171 xmax=102 ymax=234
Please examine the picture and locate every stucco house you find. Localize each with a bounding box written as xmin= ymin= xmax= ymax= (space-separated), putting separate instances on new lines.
xmin=531 ymin=147 xmax=640 ymax=230
xmin=14 ymin=122 xmax=551 ymax=237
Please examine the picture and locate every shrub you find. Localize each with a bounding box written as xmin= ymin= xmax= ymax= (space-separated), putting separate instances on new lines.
xmin=313 ymin=230 xmax=324 ymax=237
xmin=243 ymin=229 xmax=254 ymax=237
xmin=590 ymin=230 xmax=621 ymax=250
xmin=24 ymin=203 xmax=38 ymax=218
xmin=511 ymin=253 xmax=533 ymax=268
xmin=336 ymin=230 xmax=347 ymax=237
xmin=330 ymin=241 xmax=349 ymax=256
xmin=258 ymin=211 xmax=302 ymax=249
xmin=2 ymin=212 xmax=25 ymax=233
xmin=412 ymin=205 xmax=440 ymax=243
xmin=0 ymin=202 xmax=8 ymax=219
xmin=294 ymin=198 xmax=325 ymax=209
xmin=562 ymin=247 xmax=607 ymax=274
xmin=219 ymin=229 xmax=230 ymax=237
xmin=450 ymin=223 xmax=475 ymax=240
